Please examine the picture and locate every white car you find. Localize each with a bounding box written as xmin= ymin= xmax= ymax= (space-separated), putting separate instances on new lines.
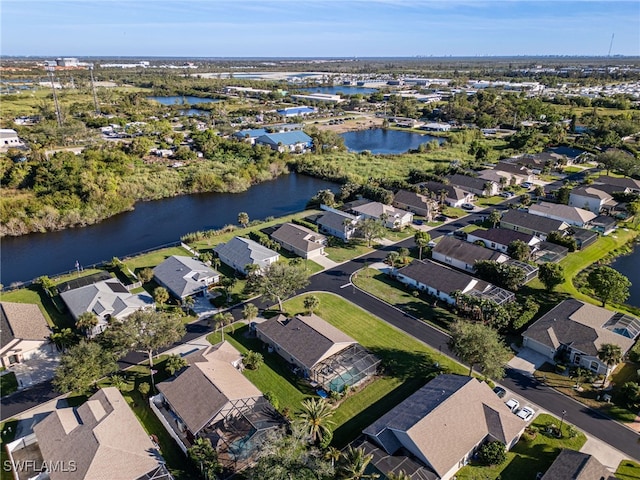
xmin=517 ymin=406 xmax=536 ymax=421
xmin=505 ymin=398 xmax=520 ymax=413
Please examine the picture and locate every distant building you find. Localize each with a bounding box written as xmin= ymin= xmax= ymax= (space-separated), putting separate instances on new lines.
xmin=276 ymin=106 xmax=316 ymax=117
xmin=255 ymin=131 xmax=313 ymax=153
xmin=421 ymin=122 xmax=451 ymax=132
xmin=0 ymin=129 xmax=24 ymax=152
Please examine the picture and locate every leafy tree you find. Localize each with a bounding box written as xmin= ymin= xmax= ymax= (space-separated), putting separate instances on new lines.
xmin=478 ymin=441 xmax=507 ymax=466
xmin=336 ymin=446 xmax=379 ymax=480
xmin=198 ymin=252 xmax=213 ymax=264
xmin=303 ymin=294 xmax=321 ymax=315
xmin=138 ymin=267 xmax=154 ymax=283
xmin=110 ymin=374 xmax=126 ymax=391
xmin=249 ymin=262 xmax=310 ymax=311
xmin=413 ymin=231 xmax=431 ymax=261
xmin=165 ymin=354 xmax=188 ymax=376
xmin=507 ymin=296 xmax=540 ymax=331
xmin=137 ymin=382 xmax=151 ymax=397
xmin=587 ymin=265 xmax=631 ymax=307
xmin=357 ymin=218 xmax=386 ymax=247
xmin=296 ymin=398 xmax=335 ymax=445
xmin=76 ymin=311 xmax=99 ymax=337
xmin=243 ymin=350 xmax=264 ymax=370
xmin=386 ymin=472 xmax=411 ymax=480
xmin=474 ymin=260 xmax=525 ymax=291
xmin=238 ymin=211 xmax=250 ymax=228
xmin=449 ymin=320 xmax=511 ymax=379
xmin=546 ymin=231 xmax=577 ymax=252
xmin=507 ymin=240 xmax=530 ymax=262
xmin=53 ymin=340 xmax=117 ymax=394
xmin=153 ymin=286 xmax=169 ymax=306
xmin=35 ymin=275 xmax=56 ymax=297
xmin=534 ymin=184 xmax=546 ymax=199
xmin=311 ymin=189 xmax=336 ymax=207
xmin=188 ymin=437 xmax=221 ymax=480
xmin=597 ymin=343 xmax=623 ymax=376
xmin=555 ymin=185 xmax=572 ymax=205
xmin=538 ymin=262 xmax=564 ymax=291
xmin=620 ymin=382 xmax=640 ymax=408
xmin=243 ymin=302 xmax=259 ymax=321
xmin=488 ymin=209 xmax=502 ymax=229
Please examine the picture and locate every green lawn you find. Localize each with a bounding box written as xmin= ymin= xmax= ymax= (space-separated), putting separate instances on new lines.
xmin=477 ymin=195 xmax=508 ymax=207
xmin=383 ymin=228 xmax=415 ymax=243
xmin=0 ymin=285 xmax=73 ymax=329
xmin=325 ymin=240 xmax=373 ymax=263
xmin=0 ymin=372 xmax=18 ymax=397
xmin=456 ymin=413 xmax=587 ymax=480
xmin=352 ymin=268 xmax=458 ymax=331
xmin=123 ymin=246 xmax=193 ymax=274
xmin=0 ymin=419 xmax=18 ymax=480
xmin=617 ymin=460 xmax=640 ymax=480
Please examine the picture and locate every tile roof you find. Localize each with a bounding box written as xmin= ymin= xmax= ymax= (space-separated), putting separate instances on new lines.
xmin=153 ymin=255 xmax=220 ymax=299
xmin=256 ymin=314 xmax=356 ymax=370
xmin=500 ymin=209 xmax=567 ymax=233
xmin=541 ymin=449 xmax=618 ymax=480
xmin=433 ymin=236 xmax=507 ymax=265
xmin=213 ymin=237 xmax=279 ymax=270
xmin=271 ymin=223 xmax=326 ymax=254
xmin=34 ymin=387 xmax=168 ymax=480
xmin=363 ymin=375 xmax=524 ymax=478
xmin=0 ymin=302 xmax=50 ymax=348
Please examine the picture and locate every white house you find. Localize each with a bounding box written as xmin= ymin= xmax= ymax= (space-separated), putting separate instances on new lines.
xmin=153 ymin=255 xmax=220 ymax=300
xmin=213 ymin=237 xmax=280 ymax=275
xmin=0 ymin=129 xmax=24 ymax=152
xmin=432 ymin=236 xmax=509 ymax=273
xmin=349 ymin=201 xmax=413 ymax=229
xmin=568 ymin=186 xmax=617 ymax=214
xmin=316 ymin=206 xmax=360 ymax=241
xmin=528 ymin=202 xmax=597 ymax=228
xmin=0 ymin=302 xmax=53 ymax=368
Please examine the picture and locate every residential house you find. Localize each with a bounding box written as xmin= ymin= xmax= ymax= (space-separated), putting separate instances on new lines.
xmin=465 ymin=228 xmax=541 ymax=254
xmin=232 ymin=128 xmax=268 ymax=144
xmin=591 ymin=215 xmax=617 ymax=235
xmin=432 ymin=236 xmax=509 ymax=273
xmin=392 ymin=189 xmax=438 ymax=220
xmin=567 ymin=227 xmax=599 ymax=250
xmin=363 ymin=375 xmax=525 ymax=480
xmin=396 ymin=260 xmax=514 ymax=305
xmin=595 ymin=175 xmax=640 ymax=194
xmin=479 ymin=162 xmax=535 ymax=186
xmin=255 ymin=313 xmax=380 ymax=392
xmin=349 ymin=201 xmax=414 ymax=229
xmin=548 ymin=146 xmax=590 ymax=164
xmin=446 ymin=174 xmax=500 ymax=197
xmin=270 ymin=222 xmax=327 ymax=259
xmin=153 ymin=255 xmax=220 ymax=300
xmin=507 ymin=154 xmax=548 ymax=174
xmin=541 ymin=449 xmax=618 ymax=480
xmin=0 ymin=302 xmax=52 ymax=368
xmin=419 ymin=181 xmax=474 ymax=208
xmin=500 ymin=210 xmax=569 ymax=240
xmin=213 ymin=237 xmax=280 ymax=275
xmin=569 ymin=186 xmax=618 ymax=214
xmin=6 ymin=387 xmax=171 ymax=480
xmin=0 ymin=128 xmax=24 ymax=152
xmin=522 ymin=299 xmax=639 ymax=376
xmin=59 ymin=278 xmax=155 ymax=336
xmin=152 ymin=342 xmax=282 ymax=469
xmin=528 ymin=201 xmax=597 ymax=228
xmin=316 ymin=206 xmax=359 ymax=241
xmin=255 ymin=131 xmax=313 ymax=153
xmin=531 ymin=241 xmax=570 ymax=264
xmin=421 ymin=122 xmax=451 ymax=132
xmin=276 ymin=106 xmax=317 ymax=117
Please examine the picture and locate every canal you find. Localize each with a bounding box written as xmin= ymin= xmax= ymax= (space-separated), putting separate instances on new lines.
xmin=610 ymin=241 xmax=640 ymax=308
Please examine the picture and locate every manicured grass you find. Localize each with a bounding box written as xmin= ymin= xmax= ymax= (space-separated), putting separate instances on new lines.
xmin=0 ymin=372 xmax=18 ymax=397
xmin=616 ymin=460 xmax=640 ymax=480
xmin=352 ymin=268 xmax=458 ymax=331
xmin=0 ymin=419 xmax=18 ymax=480
xmin=383 ymin=228 xmax=415 ymax=243
xmin=456 ymin=413 xmax=587 ymax=480
xmin=123 ymin=246 xmax=193 ymax=274
xmin=442 ymin=206 xmax=468 ymax=218
xmin=0 ymin=285 xmax=73 ymax=329
xmin=477 ymin=195 xmax=509 ymax=207
xmin=325 ymin=241 xmax=373 ymax=263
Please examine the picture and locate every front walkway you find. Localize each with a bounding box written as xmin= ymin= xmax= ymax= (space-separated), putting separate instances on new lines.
xmin=10 ymin=347 xmax=60 ymax=390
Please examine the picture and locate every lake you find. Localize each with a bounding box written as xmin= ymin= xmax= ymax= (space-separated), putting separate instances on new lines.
xmin=341 ymin=128 xmax=443 ymax=154
xmin=0 ymin=174 xmax=338 ymax=286
xmin=300 ymin=86 xmax=378 ymax=95
xmin=609 ymin=241 xmax=640 ymax=308
xmin=147 ymin=95 xmax=221 ymax=105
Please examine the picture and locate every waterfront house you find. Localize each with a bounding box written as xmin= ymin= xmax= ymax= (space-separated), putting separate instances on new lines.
xmin=500 ymin=210 xmax=569 ymax=240
xmin=255 ymin=313 xmax=380 ymax=392
xmin=213 ymin=237 xmax=280 ymax=275
xmin=270 ymin=222 xmax=327 ymax=260
xmin=276 ymin=106 xmax=316 ymax=117
xmin=59 ymin=277 xmax=155 ymax=336
xmin=153 ymin=255 xmax=220 ymax=300
xmin=349 ymin=201 xmax=414 ymax=229
xmin=0 ymin=302 xmax=52 ymax=368
xmin=316 ymin=206 xmax=360 ymax=241
xmin=151 ymin=342 xmax=281 ymax=470
xmin=432 ymin=236 xmax=509 ymax=273
xmin=392 ymin=189 xmax=438 ymax=220
xmin=595 ymin=175 xmax=640 ymax=194
xmin=363 ymin=375 xmax=525 ymax=480
xmin=528 ymin=201 xmax=597 ymax=228
xmin=569 ymin=186 xmax=618 ymax=214
xmin=522 ymin=299 xmax=639 ymax=376
xmin=396 ymin=259 xmax=514 ymax=305
xmin=465 ymin=228 xmax=541 ymax=254
xmin=6 ymin=387 xmax=171 ymax=480
xmin=255 ymin=131 xmax=313 ymax=153
xmin=445 ymin=174 xmax=500 ymax=197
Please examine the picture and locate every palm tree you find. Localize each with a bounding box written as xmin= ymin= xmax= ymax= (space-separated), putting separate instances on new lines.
xmin=414 ymin=231 xmax=431 ymax=261
xmin=324 ymin=446 xmax=342 ymax=469
xmin=181 ymin=296 xmax=195 ymax=313
xmin=242 ymin=302 xmax=259 ymax=321
xmin=49 ymin=328 xmax=76 ymax=353
xmin=76 ymin=312 xmax=99 ymax=337
xmin=303 ymin=295 xmax=321 ymax=315
xmin=386 ymin=251 xmax=401 ymax=271
xmin=211 ymin=257 xmax=221 ymax=271
xmin=488 ymin=209 xmax=502 ymax=228
xmin=238 ymin=211 xmax=250 ymax=228
xmin=438 ymin=189 xmax=448 ymax=207
xmin=296 ymin=398 xmax=335 ymax=444
xmin=336 ymin=446 xmax=379 ymax=480
xmin=386 ymin=471 xmax=411 ymax=480
xmin=597 ymin=343 xmax=623 ymax=383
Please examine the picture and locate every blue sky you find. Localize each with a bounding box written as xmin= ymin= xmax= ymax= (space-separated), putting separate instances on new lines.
xmin=1 ymin=1 xmax=639 ymax=57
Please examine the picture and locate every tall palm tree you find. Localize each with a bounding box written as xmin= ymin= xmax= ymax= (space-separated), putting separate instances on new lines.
xmin=414 ymin=231 xmax=431 ymax=261
xmin=296 ymin=398 xmax=335 ymax=445
xmin=238 ymin=211 xmax=250 ymax=228
xmin=49 ymin=328 xmax=76 ymax=352
xmin=336 ymin=446 xmax=379 ymax=480
xmin=386 ymin=471 xmax=411 ymax=480
xmin=597 ymin=343 xmax=623 ymax=382
xmin=324 ymin=446 xmax=342 ymax=469
xmin=76 ymin=312 xmax=99 ymax=337
xmin=242 ymin=302 xmax=259 ymax=321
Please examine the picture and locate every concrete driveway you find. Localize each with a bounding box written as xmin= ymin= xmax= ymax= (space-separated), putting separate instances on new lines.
xmin=507 ymin=348 xmax=550 ymax=377
xmin=10 ymin=347 xmax=60 ymax=390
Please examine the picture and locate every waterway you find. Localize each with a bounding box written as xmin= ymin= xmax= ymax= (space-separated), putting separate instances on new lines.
xmin=0 ymin=174 xmax=338 ymax=286
xmin=300 ymin=86 xmax=378 ymax=95
xmin=341 ymin=128 xmax=443 ymax=154
xmin=146 ymin=95 xmax=221 ymax=105
xmin=609 ymin=242 xmax=640 ymax=308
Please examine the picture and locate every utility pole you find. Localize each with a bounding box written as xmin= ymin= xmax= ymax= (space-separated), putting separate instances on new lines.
xmin=46 ymin=66 xmax=63 ymax=127
xmin=89 ymin=64 xmax=100 ymax=114
xmin=608 ymin=33 xmax=615 ymax=57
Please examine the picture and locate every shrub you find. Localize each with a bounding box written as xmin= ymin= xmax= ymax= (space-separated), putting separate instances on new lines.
xmin=138 ymin=382 xmax=150 ymax=397
xmin=242 ymin=350 xmax=264 ymax=370
xmin=292 ymin=218 xmax=319 ymax=232
xmin=264 ymin=391 xmax=279 ymax=410
xmin=478 ymin=441 xmax=506 ymax=466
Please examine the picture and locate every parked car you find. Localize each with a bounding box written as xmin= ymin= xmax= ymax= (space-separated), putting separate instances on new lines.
xmin=500 ymin=191 xmax=515 ymax=198
xmin=505 ymin=398 xmax=520 ymax=412
xmin=521 ymin=182 xmax=533 ymax=189
xmin=453 ymin=230 xmax=467 ymax=240
xmin=461 ymin=203 xmax=475 ymax=211
xmin=413 ymin=219 xmax=423 ymax=225
xmin=493 ymin=386 xmax=507 ymax=398
xmin=516 ymin=406 xmax=536 ymax=421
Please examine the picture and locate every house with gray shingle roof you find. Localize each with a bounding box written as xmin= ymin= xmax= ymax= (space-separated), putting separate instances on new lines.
xmin=363 ymin=375 xmax=525 ymax=480
xmin=393 ymin=189 xmax=438 ymax=220
xmin=349 ymin=201 xmax=414 ymax=229
xmin=59 ymin=278 xmax=154 ymax=336
xmin=316 ymin=207 xmax=359 ymax=241
xmin=569 ymin=186 xmax=618 ymax=214
xmin=6 ymin=387 xmax=171 ymax=480
xmin=0 ymin=302 xmax=52 ymax=368
xmin=256 ymin=313 xmax=380 ymax=392
xmin=528 ymin=201 xmax=597 ymax=228
xmin=541 ymin=449 xmax=618 ymax=480
xmin=270 ymin=222 xmax=327 ymax=259
xmin=419 ymin=181 xmax=474 ymax=208
xmin=522 ymin=299 xmax=639 ymax=376
xmin=465 ymin=228 xmax=541 ymax=254
xmin=213 ymin=236 xmax=280 ymax=275
xmin=500 ymin=209 xmax=569 ymax=240
xmin=432 ymin=236 xmax=509 ymax=273
xmin=153 ymin=255 xmax=220 ymax=300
